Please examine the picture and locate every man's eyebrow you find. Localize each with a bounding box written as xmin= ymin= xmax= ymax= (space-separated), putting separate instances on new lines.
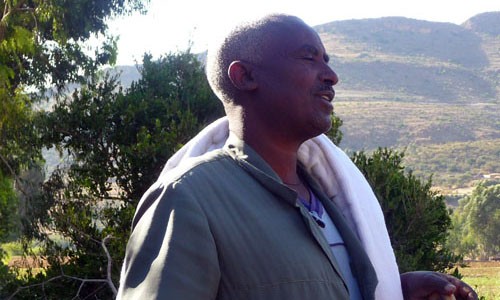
xmin=301 ymin=44 xmax=330 ymax=63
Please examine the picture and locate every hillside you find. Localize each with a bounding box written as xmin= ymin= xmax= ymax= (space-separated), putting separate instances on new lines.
xmin=313 ymin=12 xmax=500 ymax=191
xmin=109 ymin=12 xmax=500 ymax=191
xmin=316 ymin=14 xmax=500 ymax=96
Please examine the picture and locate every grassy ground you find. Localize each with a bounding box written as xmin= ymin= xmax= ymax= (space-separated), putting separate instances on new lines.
xmin=458 ymin=261 xmax=500 ymax=300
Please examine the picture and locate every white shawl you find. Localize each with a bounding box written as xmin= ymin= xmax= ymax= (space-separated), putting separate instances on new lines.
xmin=161 ymin=117 xmax=404 ymax=299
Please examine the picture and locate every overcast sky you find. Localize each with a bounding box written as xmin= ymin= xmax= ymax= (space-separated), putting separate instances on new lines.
xmin=108 ymin=0 xmax=500 ymax=65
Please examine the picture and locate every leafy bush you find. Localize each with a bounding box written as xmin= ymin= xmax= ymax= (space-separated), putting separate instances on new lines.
xmin=6 ymin=51 xmax=223 ymax=299
xmin=448 ymin=183 xmax=500 ymax=259
xmin=352 ymin=148 xmax=461 ymax=272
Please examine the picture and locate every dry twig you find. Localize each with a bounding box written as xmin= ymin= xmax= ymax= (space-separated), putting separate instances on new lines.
xmin=7 ymin=234 xmax=117 ymax=299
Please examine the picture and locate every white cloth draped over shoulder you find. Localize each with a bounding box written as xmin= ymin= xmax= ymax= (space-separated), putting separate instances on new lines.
xmin=161 ymin=117 xmax=404 ymax=300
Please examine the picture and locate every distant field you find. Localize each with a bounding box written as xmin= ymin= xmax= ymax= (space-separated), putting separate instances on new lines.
xmin=333 ymin=100 xmax=500 ymax=190
xmin=335 ymin=100 xmax=500 ymax=151
xmin=403 ymin=139 xmax=500 ymax=191
xmin=458 ymin=261 xmax=500 ymax=300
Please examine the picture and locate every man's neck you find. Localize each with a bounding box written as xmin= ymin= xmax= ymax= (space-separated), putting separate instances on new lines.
xmin=229 ymin=119 xmax=303 ymax=185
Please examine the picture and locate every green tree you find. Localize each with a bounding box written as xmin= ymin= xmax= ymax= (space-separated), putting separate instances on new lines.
xmin=469 ymin=184 xmax=500 ymax=257
xmin=0 ymin=172 xmax=17 ymax=242
xmin=448 ymin=200 xmax=479 ymax=260
xmin=7 ymin=51 xmax=224 ymax=299
xmin=0 ymin=90 xmax=38 ymax=235
xmin=0 ymin=0 xmax=150 ymax=179
xmin=0 ymin=0 xmax=149 ymax=295
xmin=0 ymin=90 xmax=40 ymax=294
xmin=0 ymin=0 xmax=148 ymax=91
xmin=352 ymin=148 xmax=460 ymax=273
xmin=449 ymin=183 xmax=500 ymax=259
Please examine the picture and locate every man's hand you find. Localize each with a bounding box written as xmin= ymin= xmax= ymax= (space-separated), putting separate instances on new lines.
xmin=401 ymin=271 xmax=478 ymax=300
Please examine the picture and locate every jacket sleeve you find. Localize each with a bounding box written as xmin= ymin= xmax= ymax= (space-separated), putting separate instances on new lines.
xmin=117 ymin=181 xmax=221 ymax=299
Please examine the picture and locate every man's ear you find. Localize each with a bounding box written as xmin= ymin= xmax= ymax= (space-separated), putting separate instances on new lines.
xmin=228 ymin=61 xmax=258 ymax=91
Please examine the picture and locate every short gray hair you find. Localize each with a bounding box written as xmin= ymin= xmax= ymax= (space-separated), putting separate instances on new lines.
xmin=206 ymin=14 xmax=304 ymax=103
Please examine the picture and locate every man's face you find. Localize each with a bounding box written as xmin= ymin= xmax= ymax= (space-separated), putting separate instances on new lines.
xmin=253 ymin=20 xmax=339 ymax=141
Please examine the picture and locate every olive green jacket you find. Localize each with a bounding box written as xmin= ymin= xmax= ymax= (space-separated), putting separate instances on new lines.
xmin=117 ymin=135 xmax=377 ymax=299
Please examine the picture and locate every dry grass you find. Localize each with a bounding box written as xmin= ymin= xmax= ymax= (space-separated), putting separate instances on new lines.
xmin=8 ymin=256 xmax=50 ymax=268
xmin=458 ymin=261 xmax=500 ymax=300
xmin=329 ymin=100 xmax=500 ymax=189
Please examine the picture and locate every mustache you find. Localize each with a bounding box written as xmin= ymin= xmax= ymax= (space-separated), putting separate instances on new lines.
xmin=317 ymin=85 xmax=334 ymax=92
xmin=317 ymin=85 xmax=335 ymax=99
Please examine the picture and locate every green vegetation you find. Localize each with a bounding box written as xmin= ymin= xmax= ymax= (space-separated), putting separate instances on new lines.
xmin=1 ymin=8 xmax=499 ymax=299
xmin=0 ymin=173 xmax=17 ymax=243
xmin=3 ymin=51 xmax=223 ymax=299
xmin=2 ymin=242 xmax=24 ymax=259
xmin=447 ymin=183 xmax=500 ymax=260
xmin=458 ymin=261 xmax=500 ymax=300
xmin=1 ymin=0 xmax=149 ymax=297
xmin=352 ymin=148 xmax=459 ymax=272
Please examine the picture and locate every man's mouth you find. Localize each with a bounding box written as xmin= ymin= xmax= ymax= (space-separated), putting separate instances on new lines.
xmin=318 ymin=90 xmax=335 ymax=102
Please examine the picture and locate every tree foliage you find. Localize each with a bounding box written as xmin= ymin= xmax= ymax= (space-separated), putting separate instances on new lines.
xmin=5 ymin=51 xmax=224 ymax=299
xmin=0 ymin=171 xmax=18 ymax=290
xmin=0 ymin=0 xmax=149 ymax=295
xmin=0 ymin=171 xmax=17 ymax=242
xmin=352 ymin=148 xmax=460 ymax=273
xmin=0 ymin=87 xmax=40 ymax=295
xmin=0 ymin=89 xmax=39 ymax=236
xmin=0 ymin=3 xmax=470 ymax=293
xmin=0 ymin=90 xmax=39 ymax=173
xmin=448 ymin=183 xmax=500 ymax=259
xmin=0 ymin=0 xmax=150 ymax=181
xmin=0 ymin=0 xmax=150 ymax=190
xmin=0 ymin=0 xmax=148 ymax=91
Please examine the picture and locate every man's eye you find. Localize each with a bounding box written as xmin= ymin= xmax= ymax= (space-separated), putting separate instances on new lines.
xmin=302 ymin=57 xmax=315 ymax=61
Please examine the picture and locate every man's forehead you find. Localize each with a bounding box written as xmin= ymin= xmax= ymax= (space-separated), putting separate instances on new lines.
xmin=266 ymin=24 xmax=328 ymax=57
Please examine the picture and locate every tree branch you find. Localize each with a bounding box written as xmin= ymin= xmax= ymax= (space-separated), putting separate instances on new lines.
xmin=102 ymin=234 xmax=117 ymax=295
xmin=7 ymin=234 xmax=118 ymax=299
xmin=1 ymin=0 xmax=27 ymax=25
xmin=0 ymin=0 xmax=35 ymax=42
xmin=2 ymin=2 xmax=8 ymax=20
xmin=7 ymin=273 xmax=110 ymax=300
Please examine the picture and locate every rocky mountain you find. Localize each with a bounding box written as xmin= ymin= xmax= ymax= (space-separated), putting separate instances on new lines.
xmin=317 ymin=13 xmax=499 ymax=103
xmin=312 ymin=12 xmax=500 ymax=191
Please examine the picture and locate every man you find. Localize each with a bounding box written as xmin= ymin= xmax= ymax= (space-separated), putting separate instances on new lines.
xmin=117 ymin=14 xmax=477 ymax=300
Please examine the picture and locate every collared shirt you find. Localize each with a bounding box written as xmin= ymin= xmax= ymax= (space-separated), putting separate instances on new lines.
xmin=299 ymin=190 xmax=363 ymax=300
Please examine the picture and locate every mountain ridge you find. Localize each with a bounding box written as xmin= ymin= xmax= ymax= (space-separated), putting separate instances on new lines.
xmin=111 ymin=11 xmax=500 ymax=190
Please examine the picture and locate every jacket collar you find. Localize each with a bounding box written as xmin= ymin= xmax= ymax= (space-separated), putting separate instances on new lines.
xmin=223 ymin=132 xmax=298 ymax=206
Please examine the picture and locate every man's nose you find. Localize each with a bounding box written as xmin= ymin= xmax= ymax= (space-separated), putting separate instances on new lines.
xmin=320 ymin=65 xmax=339 ymax=86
